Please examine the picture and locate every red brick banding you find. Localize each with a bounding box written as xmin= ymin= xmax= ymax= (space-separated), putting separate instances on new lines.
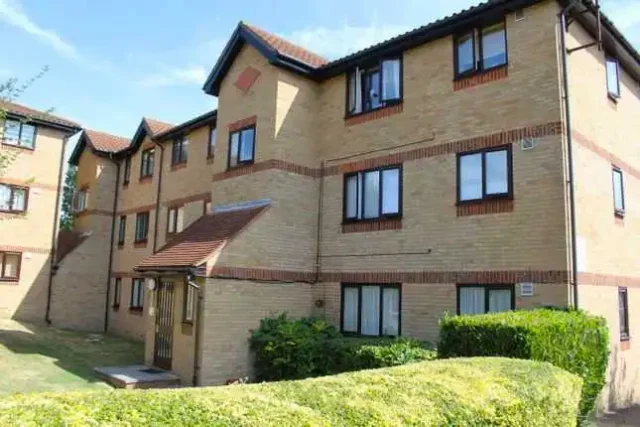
xmin=453 ymin=66 xmax=508 ymax=91
xmin=212 ymin=159 xmax=320 ymax=182
xmin=73 ymin=209 xmax=113 ymax=218
xmin=345 ymin=104 xmax=403 ymax=127
xmin=163 ymin=192 xmax=210 ymax=208
xmin=0 ymin=245 xmax=51 ymax=254
xmin=118 ymin=204 xmax=155 ymax=216
xmin=578 ymin=273 xmax=640 ymax=288
xmin=170 ymin=162 xmax=188 ymax=172
xmin=457 ymin=199 xmax=514 ymax=217
xmin=209 ymin=266 xmax=315 ymax=282
xmin=342 ymin=219 xmax=402 ymax=233
xmin=0 ymin=177 xmax=58 ymax=191
xmin=573 ymin=130 xmax=640 ymax=181
xmin=228 ymin=115 xmax=257 ymax=132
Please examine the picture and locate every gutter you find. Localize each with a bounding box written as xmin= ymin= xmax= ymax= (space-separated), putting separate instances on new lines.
xmin=103 ymin=155 xmax=121 ymax=333
xmin=45 ymin=134 xmax=71 ymax=324
xmin=152 ymin=142 xmax=165 ymax=254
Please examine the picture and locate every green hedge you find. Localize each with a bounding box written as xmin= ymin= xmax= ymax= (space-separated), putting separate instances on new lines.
xmin=249 ymin=314 xmax=435 ymax=381
xmin=439 ymin=309 xmax=609 ymax=420
xmin=0 ymin=358 xmax=582 ymax=426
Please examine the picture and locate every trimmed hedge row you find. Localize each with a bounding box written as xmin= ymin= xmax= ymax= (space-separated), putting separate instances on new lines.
xmin=439 ymin=308 xmax=609 ymax=420
xmin=249 ymin=314 xmax=435 ymax=381
xmin=0 ymin=358 xmax=582 ymax=426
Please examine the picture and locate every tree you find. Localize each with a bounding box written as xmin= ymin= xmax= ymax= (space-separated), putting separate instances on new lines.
xmin=60 ymin=166 xmax=77 ymax=231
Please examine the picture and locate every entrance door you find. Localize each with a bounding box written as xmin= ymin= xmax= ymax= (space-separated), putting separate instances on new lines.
xmin=154 ymin=280 xmax=174 ymax=370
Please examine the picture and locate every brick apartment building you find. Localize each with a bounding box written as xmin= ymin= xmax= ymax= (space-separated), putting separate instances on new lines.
xmin=37 ymin=0 xmax=640 ymax=411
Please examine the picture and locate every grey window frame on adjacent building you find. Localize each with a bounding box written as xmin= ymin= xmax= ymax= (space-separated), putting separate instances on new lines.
xmin=612 ymin=166 xmax=625 ymax=217
xmin=167 ymin=206 xmax=183 ymax=235
xmin=140 ymin=148 xmax=155 ymax=178
xmin=606 ymin=56 xmax=621 ymax=99
xmin=340 ymin=283 xmax=401 ymax=337
xmin=343 ymin=165 xmax=402 ymax=222
xmin=113 ymin=278 xmax=122 ymax=310
xmin=72 ymin=188 xmax=88 ymax=213
xmin=183 ymin=281 xmax=197 ymax=324
xmin=208 ymin=127 xmax=216 ymax=158
xmin=171 ymin=137 xmax=189 ymax=165
xmin=454 ymin=20 xmax=507 ymax=79
xmin=0 ymin=251 xmax=21 ymax=282
xmin=457 ymin=145 xmax=513 ymax=204
xmin=118 ymin=215 xmax=126 ymax=246
xmin=123 ymin=157 xmax=131 ymax=186
xmin=346 ymin=56 xmax=403 ymax=117
xmin=2 ymin=119 xmax=37 ymax=149
xmin=0 ymin=184 xmax=29 ymax=213
xmin=227 ymin=125 xmax=256 ymax=168
xmin=457 ymin=284 xmax=515 ymax=315
xmin=134 ymin=211 xmax=150 ymax=243
xmin=130 ymin=278 xmax=144 ymax=310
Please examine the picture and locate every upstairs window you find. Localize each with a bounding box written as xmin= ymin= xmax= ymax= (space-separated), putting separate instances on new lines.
xmin=457 ymin=146 xmax=512 ymax=203
xmin=458 ymin=285 xmax=514 ymax=315
xmin=130 ymin=278 xmax=144 ymax=310
xmin=0 ymin=184 xmax=28 ymax=213
xmin=208 ymin=127 xmax=216 ymax=158
xmin=606 ymin=56 xmax=620 ymax=99
xmin=0 ymin=252 xmax=21 ymax=281
xmin=344 ymin=166 xmax=401 ymax=222
xmin=455 ymin=21 xmax=507 ymax=78
xmin=228 ymin=126 xmax=255 ymax=168
xmin=612 ymin=167 xmax=625 ymax=217
xmin=619 ymin=287 xmax=630 ymax=341
xmin=167 ymin=206 xmax=184 ymax=235
xmin=3 ymin=119 xmax=36 ymax=149
xmin=140 ymin=148 xmax=155 ymax=178
xmin=113 ymin=278 xmax=121 ymax=309
xmin=72 ymin=189 xmax=87 ymax=212
xmin=347 ymin=57 xmax=402 ymax=116
xmin=342 ymin=284 xmax=401 ymax=336
xmin=135 ymin=211 xmax=150 ymax=243
xmin=172 ymin=138 xmax=188 ymax=165
xmin=118 ymin=215 xmax=126 ymax=245
xmin=123 ymin=157 xmax=131 ymax=185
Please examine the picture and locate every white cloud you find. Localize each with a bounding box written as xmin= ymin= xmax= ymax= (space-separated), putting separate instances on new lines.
xmin=0 ymin=0 xmax=81 ymax=62
xmin=138 ymin=66 xmax=208 ymax=88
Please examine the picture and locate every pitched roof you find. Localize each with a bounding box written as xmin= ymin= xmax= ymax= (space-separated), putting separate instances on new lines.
xmin=135 ymin=204 xmax=268 ymax=271
xmin=243 ymin=23 xmax=328 ymax=68
xmin=84 ymin=129 xmax=130 ymax=153
xmin=1 ymin=100 xmax=81 ymax=131
xmin=143 ymin=117 xmax=174 ymax=136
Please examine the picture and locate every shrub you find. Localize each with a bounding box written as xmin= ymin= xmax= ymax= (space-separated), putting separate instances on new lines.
xmin=249 ymin=314 xmax=435 ymax=381
xmin=439 ymin=308 xmax=609 ymax=420
xmin=0 ymin=358 xmax=582 ymax=426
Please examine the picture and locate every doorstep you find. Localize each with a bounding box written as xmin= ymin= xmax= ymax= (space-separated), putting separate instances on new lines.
xmin=94 ymin=365 xmax=181 ymax=389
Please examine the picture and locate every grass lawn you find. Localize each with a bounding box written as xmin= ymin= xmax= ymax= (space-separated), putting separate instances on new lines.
xmin=0 ymin=319 xmax=143 ymax=395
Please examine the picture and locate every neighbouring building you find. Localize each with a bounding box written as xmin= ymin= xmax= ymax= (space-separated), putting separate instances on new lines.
xmin=0 ymin=101 xmax=80 ymax=321
xmin=48 ymin=0 xmax=639 ymax=411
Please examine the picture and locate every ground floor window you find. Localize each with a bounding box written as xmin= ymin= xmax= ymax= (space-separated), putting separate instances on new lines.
xmin=619 ymin=287 xmax=630 ymax=341
xmin=0 ymin=252 xmax=21 ymax=281
xmin=130 ymin=278 xmax=144 ymax=310
xmin=341 ymin=283 xmax=401 ymax=336
xmin=113 ymin=278 xmax=121 ymax=309
xmin=457 ymin=284 xmax=514 ymax=315
xmin=183 ymin=282 xmax=197 ymax=323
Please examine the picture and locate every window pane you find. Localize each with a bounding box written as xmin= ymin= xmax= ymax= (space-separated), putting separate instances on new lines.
xmin=343 ymin=287 xmax=359 ymax=333
xmin=148 ymin=150 xmax=155 ymax=174
xmin=239 ymin=128 xmax=255 ymax=161
xmin=176 ymin=208 xmax=184 ymax=233
xmin=3 ymin=120 xmax=20 ymax=144
xmin=488 ymin=289 xmax=512 ymax=313
xmin=124 ymin=158 xmax=131 ymax=182
xmin=381 ymin=168 xmax=400 ymax=215
xmin=382 ymin=287 xmax=400 ymax=336
xmin=363 ymin=171 xmax=380 ymax=219
xmin=168 ymin=208 xmax=176 ymax=233
xmin=460 ymin=287 xmax=485 ymax=314
xmin=482 ymin=23 xmax=507 ymax=69
xmin=361 ymin=286 xmax=380 ymax=336
xmin=3 ymin=253 xmax=20 ymax=278
xmin=119 ymin=217 xmax=126 ymax=242
xmin=613 ymin=170 xmax=624 ymax=212
xmin=229 ymin=132 xmax=239 ymax=166
xmin=381 ymin=59 xmax=401 ymax=101
xmin=619 ymin=289 xmax=629 ymax=336
xmin=181 ymin=139 xmax=189 ymax=161
xmin=365 ymin=69 xmax=381 ymax=110
xmin=0 ymin=185 xmax=11 ymax=210
xmin=186 ymin=286 xmax=195 ymax=321
xmin=457 ymin=33 xmax=475 ymax=74
xmin=607 ymin=58 xmax=619 ymax=97
xmin=209 ymin=128 xmax=216 ymax=155
xmin=12 ymin=188 xmax=26 ymax=211
xmin=460 ymin=153 xmax=483 ymax=201
xmin=486 ymin=150 xmax=508 ymax=195
xmin=345 ymin=175 xmax=359 ymax=219
xmin=348 ymin=70 xmax=357 ymax=113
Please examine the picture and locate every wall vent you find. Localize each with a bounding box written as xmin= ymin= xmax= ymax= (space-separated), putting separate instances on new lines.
xmin=520 ymin=282 xmax=534 ymax=297
xmin=521 ymin=137 xmax=535 ymax=150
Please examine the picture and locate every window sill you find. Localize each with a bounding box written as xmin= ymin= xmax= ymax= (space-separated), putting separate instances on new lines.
xmin=72 ymin=209 xmax=88 ymax=218
xmin=608 ymin=93 xmax=620 ymax=104
xmin=621 ymin=338 xmax=631 ymax=351
xmin=129 ymin=307 xmax=143 ymax=315
xmin=123 ymin=182 xmax=130 ymax=188
xmin=134 ymin=240 xmax=148 ymax=249
xmin=117 ymin=243 xmax=125 ymax=250
xmin=112 ymin=305 xmax=120 ymax=311
xmin=0 ymin=209 xmax=27 ymax=216
xmin=342 ymin=218 xmax=402 ymax=233
xmin=457 ymin=198 xmax=514 ymax=217
xmin=1 ymin=141 xmax=35 ymax=152
xmin=226 ymin=161 xmax=255 ymax=172
xmin=207 ymin=155 xmax=215 ymax=164
xmin=139 ymin=176 xmax=153 ymax=184
xmin=453 ymin=65 xmax=508 ymax=91
xmin=0 ymin=278 xmax=19 ymax=285
xmin=344 ymin=103 xmax=403 ymax=127
xmin=170 ymin=162 xmax=188 ymax=171
xmin=615 ymin=210 xmax=625 ymax=219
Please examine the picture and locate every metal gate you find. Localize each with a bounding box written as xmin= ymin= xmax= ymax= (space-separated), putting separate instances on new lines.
xmin=154 ymin=280 xmax=174 ymax=370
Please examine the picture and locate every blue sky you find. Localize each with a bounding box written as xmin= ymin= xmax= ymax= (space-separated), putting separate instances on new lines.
xmin=1 ymin=0 xmax=639 ymax=159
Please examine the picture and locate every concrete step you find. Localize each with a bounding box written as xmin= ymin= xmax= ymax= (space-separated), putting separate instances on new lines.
xmin=94 ymin=365 xmax=181 ymax=389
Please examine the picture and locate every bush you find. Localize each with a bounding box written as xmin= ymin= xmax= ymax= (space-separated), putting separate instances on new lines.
xmin=0 ymin=358 xmax=582 ymax=426
xmin=250 ymin=314 xmax=435 ymax=381
xmin=439 ymin=308 xmax=609 ymax=420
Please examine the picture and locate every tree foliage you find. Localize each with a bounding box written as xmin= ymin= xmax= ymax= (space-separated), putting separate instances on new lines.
xmin=60 ymin=166 xmax=77 ymax=231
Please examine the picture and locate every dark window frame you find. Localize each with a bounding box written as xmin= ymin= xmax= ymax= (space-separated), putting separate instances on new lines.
xmin=0 ymin=184 xmax=29 ymax=214
xmin=612 ymin=166 xmax=625 ymax=217
xmin=2 ymin=118 xmax=37 ymax=150
xmin=140 ymin=148 xmax=155 ymax=179
xmin=207 ymin=126 xmax=216 ymax=158
xmin=453 ymin=19 xmax=508 ymax=80
xmin=0 ymin=251 xmax=21 ymax=282
xmin=227 ymin=125 xmax=256 ymax=169
xmin=343 ymin=164 xmax=403 ymax=223
xmin=117 ymin=215 xmax=126 ymax=246
xmin=166 ymin=206 xmax=180 ymax=235
xmin=72 ymin=188 xmax=88 ymax=213
xmin=171 ymin=137 xmax=188 ymax=166
xmin=619 ymin=287 xmax=630 ymax=341
xmin=134 ymin=211 xmax=150 ymax=243
xmin=113 ymin=278 xmax=122 ymax=310
xmin=123 ymin=157 xmax=131 ymax=186
xmin=456 ymin=284 xmax=515 ymax=315
xmin=345 ymin=55 xmax=404 ymax=118
xmin=183 ymin=280 xmax=197 ymax=324
xmin=456 ymin=144 xmax=513 ymax=204
xmin=340 ymin=283 xmax=402 ymax=337
xmin=130 ymin=278 xmax=144 ymax=310
xmin=606 ymin=56 xmax=621 ymax=100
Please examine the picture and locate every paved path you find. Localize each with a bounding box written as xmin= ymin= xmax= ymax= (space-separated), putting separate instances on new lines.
xmin=597 ymin=406 xmax=640 ymax=426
